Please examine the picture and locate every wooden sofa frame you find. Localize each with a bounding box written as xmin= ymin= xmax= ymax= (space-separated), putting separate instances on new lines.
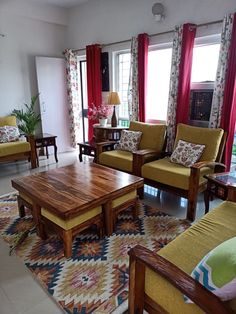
xmin=128 ymin=185 xmax=236 ymax=314
xmin=143 ymin=132 xmax=227 ymax=221
xmin=0 ymin=135 xmax=37 ymax=169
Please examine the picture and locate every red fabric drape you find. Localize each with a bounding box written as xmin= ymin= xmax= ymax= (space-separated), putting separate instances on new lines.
xmin=86 ymin=44 xmax=102 ymax=141
xmin=220 ymin=13 xmax=236 ymax=171
xmin=138 ymin=33 xmax=149 ymax=122
xmin=176 ymin=24 xmax=196 ymax=125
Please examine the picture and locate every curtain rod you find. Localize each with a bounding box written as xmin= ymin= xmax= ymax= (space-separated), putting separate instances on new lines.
xmin=72 ymin=18 xmax=223 ymax=53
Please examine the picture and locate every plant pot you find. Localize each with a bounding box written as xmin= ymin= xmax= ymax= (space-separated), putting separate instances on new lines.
xmin=99 ymin=118 xmax=107 ymax=127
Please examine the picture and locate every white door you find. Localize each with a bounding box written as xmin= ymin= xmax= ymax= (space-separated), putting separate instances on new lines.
xmin=35 ymin=56 xmax=71 ymax=153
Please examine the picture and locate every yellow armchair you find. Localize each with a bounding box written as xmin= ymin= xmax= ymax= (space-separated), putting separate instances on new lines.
xmin=0 ymin=116 xmax=37 ymax=168
xmin=141 ymin=124 xmax=227 ymax=221
xmin=96 ymin=121 xmax=166 ymax=176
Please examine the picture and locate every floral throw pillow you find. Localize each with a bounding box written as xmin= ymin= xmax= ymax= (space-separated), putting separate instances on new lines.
xmin=170 ymin=140 xmax=205 ymax=167
xmin=116 ymin=130 xmax=142 ymax=153
xmin=0 ymin=126 xmax=8 ymax=143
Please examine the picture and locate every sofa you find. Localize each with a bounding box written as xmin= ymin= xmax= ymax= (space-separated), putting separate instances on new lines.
xmin=128 ymin=185 xmax=236 ymax=314
xmin=0 ymin=116 xmax=37 ymax=168
xmin=97 ymin=121 xmax=166 ymax=175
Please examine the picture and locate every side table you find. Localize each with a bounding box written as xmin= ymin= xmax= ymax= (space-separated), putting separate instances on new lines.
xmin=93 ymin=124 xmax=128 ymax=142
xmin=29 ymin=133 xmax=58 ymax=166
xmin=204 ymin=172 xmax=236 ymax=213
xmin=78 ymin=141 xmax=97 ymax=162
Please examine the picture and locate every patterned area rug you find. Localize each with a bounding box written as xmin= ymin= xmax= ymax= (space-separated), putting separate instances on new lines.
xmin=0 ymin=193 xmax=190 ymax=314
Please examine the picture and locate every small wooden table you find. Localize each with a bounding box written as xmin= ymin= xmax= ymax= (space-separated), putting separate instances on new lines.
xmin=204 ymin=172 xmax=236 ymax=213
xmin=33 ymin=133 xmax=58 ymax=166
xmin=12 ymin=163 xmax=143 ymax=257
xmin=93 ymin=124 xmax=128 ymax=142
xmin=78 ymin=140 xmax=97 ymax=162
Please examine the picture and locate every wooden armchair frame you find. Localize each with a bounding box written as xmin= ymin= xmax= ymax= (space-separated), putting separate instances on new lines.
xmin=128 ymin=185 xmax=236 ymax=314
xmin=144 ymin=132 xmax=227 ymax=221
xmin=96 ymin=137 xmax=167 ymax=177
xmin=0 ymin=135 xmax=37 ymax=169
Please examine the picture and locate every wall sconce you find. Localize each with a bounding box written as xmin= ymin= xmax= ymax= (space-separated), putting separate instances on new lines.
xmin=152 ymin=2 xmax=165 ymax=22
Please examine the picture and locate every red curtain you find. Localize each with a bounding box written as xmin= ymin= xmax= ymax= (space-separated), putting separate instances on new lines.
xmin=220 ymin=13 xmax=236 ymax=171
xmin=138 ymin=33 xmax=149 ymax=122
xmin=86 ymin=44 xmax=102 ymax=141
xmin=176 ymin=24 xmax=196 ymax=125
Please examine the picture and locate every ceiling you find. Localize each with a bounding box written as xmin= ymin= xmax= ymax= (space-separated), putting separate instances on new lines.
xmin=30 ymin=0 xmax=89 ymax=8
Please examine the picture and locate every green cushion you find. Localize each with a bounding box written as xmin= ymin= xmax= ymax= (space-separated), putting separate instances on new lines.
xmin=129 ymin=121 xmax=166 ymax=152
xmin=0 ymin=141 xmax=30 ymax=157
xmin=142 ymin=157 xmax=212 ymax=190
xmin=189 ymin=237 xmax=236 ymax=302
xmin=99 ymin=150 xmax=133 ymax=172
xmin=0 ymin=116 xmax=17 ymax=127
xmin=174 ymin=124 xmax=224 ymax=162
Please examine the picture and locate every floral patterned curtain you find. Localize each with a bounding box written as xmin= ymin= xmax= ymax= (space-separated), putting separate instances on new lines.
xmin=64 ymin=49 xmax=81 ymax=148
xmin=128 ymin=36 xmax=139 ymax=121
xmin=166 ymin=26 xmax=183 ymax=151
xmin=209 ymin=14 xmax=234 ymax=128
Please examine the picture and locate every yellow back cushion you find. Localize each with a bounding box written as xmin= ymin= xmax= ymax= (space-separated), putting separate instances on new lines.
xmin=129 ymin=121 xmax=166 ymax=152
xmin=0 ymin=116 xmax=17 ymax=127
xmin=174 ymin=124 xmax=224 ymax=162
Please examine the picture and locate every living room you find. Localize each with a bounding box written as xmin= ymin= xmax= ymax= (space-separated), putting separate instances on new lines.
xmin=1 ymin=0 xmax=236 ymax=313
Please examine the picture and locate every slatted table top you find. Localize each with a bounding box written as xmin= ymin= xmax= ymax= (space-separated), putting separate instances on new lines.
xmin=12 ymin=162 xmax=143 ymax=219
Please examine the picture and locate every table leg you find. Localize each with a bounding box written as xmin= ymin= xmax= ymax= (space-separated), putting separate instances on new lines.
xmin=17 ymin=195 xmax=26 ymax=217
xmin=32 ymin=203 xmax=47 ymax=239
xmin=104 ymin=201 xmax=113 ymax=236
xmin=204 ymin=187 xmax=210 ymax=214
xmin=62 ymin=229 xmax=72 ymax=258
xmin=54 ymin=143 xmax=58 ymax=163
xmin=46 ymin=146 xmax=49 ymax=159
xmin=79 ymin=145 xmax=83 ymax=162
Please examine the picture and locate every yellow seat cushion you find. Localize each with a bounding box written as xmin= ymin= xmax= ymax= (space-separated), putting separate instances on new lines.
xmin=145 ymin=201 xmax=236 ymax=313
xmin=175 ymin=124 xmax=224 ymax=162
xmin=129 ymin=121 xmax=166 ymax=152
xmin=41 ymin=206 xmax=102 ymax=231
xmin=99 ymin=150 xmax=133 ymax=172
xmin=0 ymin=141 xmax=30 ymax=157
xmin=0 ymin=116 xmax=17 ymax=127
xmin=142 ymin=158 xmax=212 ymax=190
xmin=112 ymin=190 xmax=137 ymax=208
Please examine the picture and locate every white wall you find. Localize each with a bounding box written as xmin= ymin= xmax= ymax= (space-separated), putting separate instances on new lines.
xmin=67 ymin=0 xmax=236 ymax=49
xmin=0 ymin=0 xmax=68 ymax=116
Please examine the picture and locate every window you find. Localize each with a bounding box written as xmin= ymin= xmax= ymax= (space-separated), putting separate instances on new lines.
xmin=190 ymin=43 xmax=220 ymax=126
xmin=115 ymin=52 xmax=130 ymax=120
xmin=146 ymin=47 xmax=172 ymax=122
xmin=191 ymin=44 xmax=220 ymax=83
xmin=78 ymin=58 xmax=88 ymax=142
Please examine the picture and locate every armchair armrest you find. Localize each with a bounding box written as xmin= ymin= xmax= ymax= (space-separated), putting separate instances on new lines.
xmin=132 ymin=149 xmax=162 ymax=176
xmin=129 ymin=245 xmax=233 ymax=314
xmin=191 ymin=161 xmax=226 ymax=172
xmin=96 ymin=141 xmax=117 ymax=163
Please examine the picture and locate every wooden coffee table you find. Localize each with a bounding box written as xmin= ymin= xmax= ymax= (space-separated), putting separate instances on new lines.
xmin=12 ymin=162 xmax=143 ymax=257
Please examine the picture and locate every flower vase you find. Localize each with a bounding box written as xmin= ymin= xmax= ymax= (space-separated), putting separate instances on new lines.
xmin=99 ymin=118 xmax=107 ymax=127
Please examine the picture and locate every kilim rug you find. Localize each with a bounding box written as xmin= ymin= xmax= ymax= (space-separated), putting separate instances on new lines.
xmin=0 ymin=192 xmax=190 ymax=314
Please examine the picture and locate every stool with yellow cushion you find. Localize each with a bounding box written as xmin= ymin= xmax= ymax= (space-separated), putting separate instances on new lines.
xmin=17 ymin=193 xmax=104 ymax=258
xmin=128 ymin=186 xmax=236 ymax=314
xmin=0 ymin=116 xmax=37 ymax=168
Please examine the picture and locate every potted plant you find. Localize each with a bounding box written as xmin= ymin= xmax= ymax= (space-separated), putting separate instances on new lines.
xmin=12 ymin=94 xmax=41 ymax=135
xmin=88 ymin=103 xmax=112 ymax=126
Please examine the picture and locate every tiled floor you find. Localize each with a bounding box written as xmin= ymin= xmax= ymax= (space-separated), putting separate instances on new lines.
xmin=0 ymin=151 xmax=222 ymax=314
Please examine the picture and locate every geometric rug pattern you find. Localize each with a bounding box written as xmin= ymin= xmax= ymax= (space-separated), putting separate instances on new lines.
xmin=0 ymin=193 xmax=190 ymax=314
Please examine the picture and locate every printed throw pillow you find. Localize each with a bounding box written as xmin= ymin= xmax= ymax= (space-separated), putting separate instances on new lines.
xmin=170 ymin=140 xmax=205 ymax=167
xmin=185 ymin=237 xmax=236 ymax=303
xmin=5 ymin=126 xmax=20 ymax=142
xmin=116 ymin=130 xmax=142 ymax=153
xmin=0 ymin=126 xmax=8 ymax=143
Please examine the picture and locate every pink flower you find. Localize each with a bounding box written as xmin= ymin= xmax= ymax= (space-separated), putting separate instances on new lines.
xmin=88 ymin=103 xmax=112 ymax=120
